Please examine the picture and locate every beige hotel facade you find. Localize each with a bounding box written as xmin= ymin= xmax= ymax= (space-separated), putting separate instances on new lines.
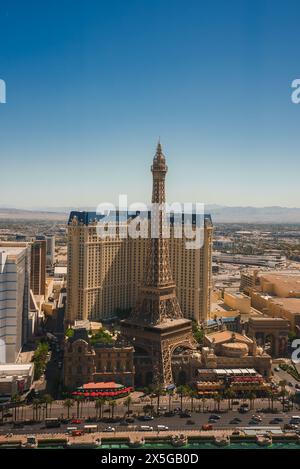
xmin=66 ymin=211 xmax=213 ymax=324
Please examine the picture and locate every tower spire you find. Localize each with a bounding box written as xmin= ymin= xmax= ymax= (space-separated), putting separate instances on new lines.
xmin=155 ymin=138 xmax=164 ymax=162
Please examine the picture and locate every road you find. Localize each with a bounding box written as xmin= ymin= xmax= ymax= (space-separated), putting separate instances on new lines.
xmin=1 ymin=407 xmax=300 ymax=436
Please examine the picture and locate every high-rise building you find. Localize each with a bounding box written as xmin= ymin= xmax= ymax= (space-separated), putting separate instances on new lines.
xmin=45 ymin=235 xmax=55 ymax=266
xmin=30 ymin=239 xmax=46 ymax=297
xmin=66 ymin=192 xmax=213 ymax=324
xmin=0 ymin=243 xmax=30 ymax=363
xmin=121 ymin=143 xmax=197 ymax=386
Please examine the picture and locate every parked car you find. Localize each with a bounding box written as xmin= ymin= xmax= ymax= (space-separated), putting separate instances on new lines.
xmin=209 ymin=414 xmax=221 ymax=420
xmin=186 ymin=419 xmax=195 ymax=425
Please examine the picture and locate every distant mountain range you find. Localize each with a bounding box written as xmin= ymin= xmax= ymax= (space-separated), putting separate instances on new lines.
xmin=1 ymin=205 xmax=300 ymax=224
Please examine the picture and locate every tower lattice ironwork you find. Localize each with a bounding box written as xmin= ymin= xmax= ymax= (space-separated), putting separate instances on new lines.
xmin=121 ymin=143 xmax=196 ymax=386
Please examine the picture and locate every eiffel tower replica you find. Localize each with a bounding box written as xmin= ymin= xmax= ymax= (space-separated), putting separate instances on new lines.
xmin=121 ymin=142 xmax=196 ymax=386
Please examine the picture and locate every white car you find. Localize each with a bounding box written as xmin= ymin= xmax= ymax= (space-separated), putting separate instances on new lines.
xmin=157 ymin=425 xmax=169 ymax=431
xmin=103 ymin=426 xmax=115 ymax=432
xmin=139 ymin=426 xmax=153 ymax=431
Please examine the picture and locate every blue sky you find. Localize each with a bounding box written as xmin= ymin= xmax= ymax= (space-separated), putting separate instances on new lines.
xmin=0 ymin=0 xmax=300 ymax=209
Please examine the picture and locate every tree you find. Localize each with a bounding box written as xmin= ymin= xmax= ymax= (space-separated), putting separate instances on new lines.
xmin=95 ymin=398 xmax=106 ymax=419
xmin=124 ymin=396 xmax=132 ymax=416
xmin=152 ymin=385 xmax=165 ymax=414
xmin=176 ymin=385 xmax=188 ymax=412
xmin=166 ymin=390 xmax=174 ymax=413
xmin=109 ymin=401 xmax=117 ymax=419
xmin=32 ymin=398 xmax=40 ymax=422
xmin=74 ymin=396 xmax=83 ymax=418
xmin=11 ymin=394 xmax=21 ymax=422
xmin=223 ymin=389 xmax=235 ymax=410
xmin=43 ymin=394 xmax=53 ymax=418
xmin=214 ymin=395 xmax=221 ymax=412
xmin=187 ymin=387 xmax=197 ymax=412
xmin=279 ymin=380 xmax=288 ymax=411
xmin=192 ymin=321 xmax=204 ymax=345
xmin=63 ymin=399 xmax=74 ymax=419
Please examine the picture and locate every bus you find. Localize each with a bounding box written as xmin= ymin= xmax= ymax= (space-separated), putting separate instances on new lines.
xmin=45 ymin=417 xmax=61 ymax=428
xmin=84 ymin=425 xmax=98 ymax=433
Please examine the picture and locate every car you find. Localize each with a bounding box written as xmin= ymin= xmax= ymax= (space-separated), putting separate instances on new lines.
xmin=186 ymin=419 xmax=195 ymax=425
xmin=274 ymin=367 xmax=280 ymax=372
xmin=71 ymin=419 xmax=83 ymax=424
xmin=208 ymin=418 xmax=218 ymax=423
xmin=139 ymin=425 xmax=153 ymax=431
xmin=229 ymin=419 xmax=240 ymax=424
xmin=3 ymin=413 xmax=13 ymax=418
xmin=61 ymin=418 xmax=70 ymax=424
xmin=295 ymin=384 xmax=300 ymax=389
xmin=288 ymin=382 xmax=294 ymax=387
xmin=202 ymin=424 xmax=213 ymax=431
xmin=164 ymin=411 xmax=175 ymax=417
xmin=125 ymin=418 xmax=135 ymax=423
xmin=209 ymin=414 xmax=221 ymax=420
xmin=142 ymin=415 xmax=154 ymax=421
xmin=157 ymin=425 xmax=169 ymax=431
xmin=103 ymin=426 xmax=116 ymax=432
xmin=238 ymin=407 xmax=249 ymax=414
xmin=180 ymin=412 xmax=191 ymax=418
xmin=252 ymin=415 xmax=262 ymax=422
xmin=284 ymin=423 xmax=297 ymax=430
xmin=13 ymin=422 xmax=24 ymax=428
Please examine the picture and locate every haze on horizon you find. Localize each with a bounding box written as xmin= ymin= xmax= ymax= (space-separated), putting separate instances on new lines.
xmin=1 ymin=0 xmax=300 ymax=209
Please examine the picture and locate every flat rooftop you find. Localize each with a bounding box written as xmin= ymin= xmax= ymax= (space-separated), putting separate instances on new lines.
xmin=0 ymin=364 xmax=33 ymax=372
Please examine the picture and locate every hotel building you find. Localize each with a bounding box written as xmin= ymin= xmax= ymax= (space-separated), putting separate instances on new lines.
xmin=66 ymin=211 xmax=213 ymax=325
xmin=0 ymin=243 xmax=30 ymax=363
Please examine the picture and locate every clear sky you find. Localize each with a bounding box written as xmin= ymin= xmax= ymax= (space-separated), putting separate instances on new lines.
xmin=0 ymin=0 xmax=300 ymax=209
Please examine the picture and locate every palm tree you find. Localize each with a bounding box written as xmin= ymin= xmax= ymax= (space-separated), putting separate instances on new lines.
xmin=279 ymin=380 xmax=288 ymax=411
xmin=214 ymin=395 xmax=221 ymax=412
xmin=176 ymin=385 xmax=188 ymax=412
xmin=11 ymin=394 xmax=21 ymax=422
xmin=153 ymin=385 xmax=165 ymax=414
xmin=32 ymin=398 xmax=40 ymax=422
xmin=43 ymin=394 xmax=53 ymax=418
xmin=187 ymin=388 xmax=198 ymax=412
xmin=63 ymin=399 xmax=74 ymax=419
xmin=223 ymin=389 xmax=234 ymax=411
xmin=74 ymin=396 xmax=83 ymax=418
xmin=109 ymin=401 xmax=117 ymax=419
xmin=166 ymin=390 xmax=173 ymax=413
xmin=124 ymin=396 xmax=132 ymax=417
xmin=95 ymin=398 xmax=106 ymax=419
xmin=247 ymin=391 xmax=256 ymax=410
xmin=144 ymin=387 xmax=154 ymax=408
